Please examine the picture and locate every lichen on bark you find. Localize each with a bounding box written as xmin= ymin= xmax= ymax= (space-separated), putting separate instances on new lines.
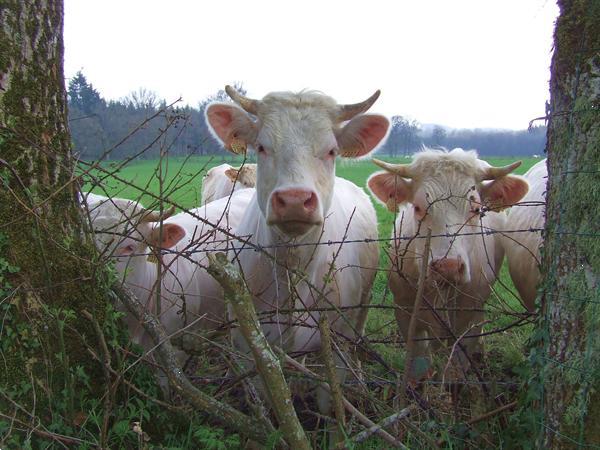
xmin=0 ymin=0 xmax=111 ymax=425
xmin=538 ymin=0 xmax=600 ymax=447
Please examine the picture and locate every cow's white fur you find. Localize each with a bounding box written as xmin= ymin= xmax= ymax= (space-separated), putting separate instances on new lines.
xmin=503 ymin=159 xmax=547 ymax=310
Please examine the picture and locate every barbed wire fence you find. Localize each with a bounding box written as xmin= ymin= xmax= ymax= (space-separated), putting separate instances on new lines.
xmin=3 ymin=100 xmax=566 ymax=448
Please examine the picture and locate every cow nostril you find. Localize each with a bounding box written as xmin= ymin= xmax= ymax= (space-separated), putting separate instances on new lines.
xmin=304 ymin=193 xmax=317 ymax=212
xmin=274 ymin=193 xmax=286 ymax=209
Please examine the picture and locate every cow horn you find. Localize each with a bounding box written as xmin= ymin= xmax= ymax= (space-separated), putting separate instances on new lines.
xmin=337 ymin=90 xmax=381 ymax=122
xmin=225 ymin=85 xmax=258 ymax=115
xmin=372 ymin=158 xmax=413 ymax=178
xmin=480 ymin=161 xmax=522 ymax=180
xmin=140 ymin=205 xmax=176 ymax=223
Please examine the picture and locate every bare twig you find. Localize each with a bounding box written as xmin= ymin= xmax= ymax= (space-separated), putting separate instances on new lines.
xmin=466 ymin=400 xmax=517 ymax=426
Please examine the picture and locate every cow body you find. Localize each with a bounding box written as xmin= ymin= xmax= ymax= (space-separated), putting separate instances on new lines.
xmin=368 ymin=149 xmax=529 ymax=380
xmin=503 ymin=159 xmax=547 ymax=310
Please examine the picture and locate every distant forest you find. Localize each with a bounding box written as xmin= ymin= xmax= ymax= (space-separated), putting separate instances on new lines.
xmin=68 ymin=71 xmax=547 ymax=160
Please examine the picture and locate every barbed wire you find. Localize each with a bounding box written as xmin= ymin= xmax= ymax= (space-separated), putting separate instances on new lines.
xmin=7 ymin=93 xmax=591 ymax=449
xmin=98 ymin=226 xmax=566 ymax=260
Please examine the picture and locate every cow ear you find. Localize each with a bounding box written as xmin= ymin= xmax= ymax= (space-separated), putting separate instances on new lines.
xmin=148 ymin=223 xmax=186 ymax=249
xmin=367 ymin=171 xmax=412 ymax=212
xmin=336 ymin=114 xmax=390 ymax=158
xmin=205 ymin=103 xmax=257 ymax=154
xmin=480 ymin=175 xmax=529 ymax=211
xmin=224 ymin=167 xmax=239 ymax=182
xmin=238 ymin=165 xmax=257 ymax=187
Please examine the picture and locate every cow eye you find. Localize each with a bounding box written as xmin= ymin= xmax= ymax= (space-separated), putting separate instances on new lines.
xmin=257 ymin=144 xmax=265 ymax=153
xmin=328 ymin=148 xmax=337 ymax=157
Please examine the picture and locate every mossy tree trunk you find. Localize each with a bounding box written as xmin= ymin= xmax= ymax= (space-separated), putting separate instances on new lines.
xmin=0 ymin=0 xmax=113 ymax=443
xmin=540 ymin=0 xmax=600 ymax=447
xmin=0 ymin=3 xmax=277 ymax=447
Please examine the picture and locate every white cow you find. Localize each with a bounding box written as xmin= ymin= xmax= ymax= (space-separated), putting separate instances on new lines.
xmin=503 ymin=158 xmax=547 ymax=311
xmin=201 ymin=163 xmax=257 ymax=205
xmin=205 ymin=86 xmax=388 ymax=411
xmin=367 ymin=149 xmax=529 ymax=381
xmin=85 ymin=190 xmax=254 ymax=355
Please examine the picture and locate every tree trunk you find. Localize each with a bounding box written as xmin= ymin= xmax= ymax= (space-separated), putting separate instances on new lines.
xmin=0 ymin=0 xmax=112 ymax=425
xmin=540 ymin=0 xmax=600 ymax=447
xmin=0 ymin=4 xmax=278 ymax=447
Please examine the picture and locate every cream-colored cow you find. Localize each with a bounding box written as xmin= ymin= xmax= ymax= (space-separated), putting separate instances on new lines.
xmin=368 ymin=148 xmax=529 ymax=381
xmin=201 ymin=163 xmax=257 ymax=205
xmin=503 ymin=158 xmax=547 ymax=310
xmin=205 ymin=86 xmax=389 ymax=413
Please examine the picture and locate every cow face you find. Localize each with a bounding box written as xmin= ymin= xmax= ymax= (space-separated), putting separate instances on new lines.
xmin=206 ymin=87 xmax=389 ymax=239
xmin=368 ymin=149 xmax=528 ymax=285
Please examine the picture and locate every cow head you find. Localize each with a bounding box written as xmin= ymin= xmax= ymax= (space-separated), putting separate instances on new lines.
xmin=224 ymin=164 xmax=257 ymax=189
xmin=88 ymin=199 xmax=185 ymax=269
xmin=205 ymin=86 xmax=389 ymax=238
xmin=368 ymin=149 xmax=529 ymax=284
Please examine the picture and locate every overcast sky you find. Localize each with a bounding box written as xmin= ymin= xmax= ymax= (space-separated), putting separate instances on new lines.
xmin=64 ymin=0 xmax=558 ymax=130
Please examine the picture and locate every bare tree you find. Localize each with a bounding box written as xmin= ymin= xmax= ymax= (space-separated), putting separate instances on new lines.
xmin=125 ymin=87 xmax=160 ymax=110
xmin=538 ymin=0 xmax=600 ymax=447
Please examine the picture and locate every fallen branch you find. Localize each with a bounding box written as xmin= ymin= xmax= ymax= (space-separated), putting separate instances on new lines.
xmin=206 ymin=253 xmax=311 ymax=450
xmin=112 ymin=282 xmax=272 ymax=445
xmin=466 ymin=400 xmax=517 ymax=426
xmin=347 ymin=408 xmax=413 ymax=446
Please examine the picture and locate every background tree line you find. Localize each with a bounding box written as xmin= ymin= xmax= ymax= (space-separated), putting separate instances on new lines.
xmin=68 ymin=71 xmax=547 ymax=160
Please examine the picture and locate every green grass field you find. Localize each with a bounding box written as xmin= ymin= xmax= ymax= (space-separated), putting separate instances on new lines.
xmin=83 ymin=154 xmax=541 ymax=447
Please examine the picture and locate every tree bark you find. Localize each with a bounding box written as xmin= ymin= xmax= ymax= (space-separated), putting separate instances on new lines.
xmin=0 ymin=3 xmax=279 ymax=446
xmin=540 ymin=0 xmax=600 ymax=447
xmin=0 ymin=0 xmax=114 ymax=432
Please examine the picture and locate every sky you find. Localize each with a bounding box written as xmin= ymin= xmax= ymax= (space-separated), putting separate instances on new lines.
xmin=64 ymin=0 xmax=559 ymax=130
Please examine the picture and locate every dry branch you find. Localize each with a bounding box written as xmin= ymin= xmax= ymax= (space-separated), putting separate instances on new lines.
xmin=206 ymin=252 xmax=311 ymax=450
xmin=347 ymin=407 xmax=413 ymax=446
xmin=111 ymin=282 xmax=272 ymax=444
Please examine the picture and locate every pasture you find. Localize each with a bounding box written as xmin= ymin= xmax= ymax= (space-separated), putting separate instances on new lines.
xmin=81 ymin=154 xmax=542 ymax=447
